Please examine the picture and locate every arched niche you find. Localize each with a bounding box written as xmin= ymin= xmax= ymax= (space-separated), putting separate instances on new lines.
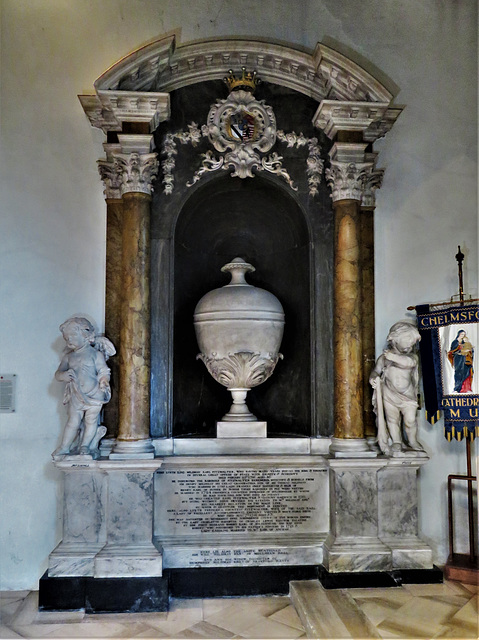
xmin=172 ymin=174 xmax=311 ymax=437
xmin=149 ymin=79 xmax=335 ymax=440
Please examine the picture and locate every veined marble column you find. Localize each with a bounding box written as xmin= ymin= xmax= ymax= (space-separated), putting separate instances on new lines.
xmin=111 ymin=148 xmax=159 ymax=458
xmin=360 ymin=206 xmax=376 ymax=442
xmin=98 ymin=147 xmax=123 ymax=440
xmin=326 ymin=143 xmax=375 ymax=456
xmin=361 ymin=164 xmax=384 ymax=444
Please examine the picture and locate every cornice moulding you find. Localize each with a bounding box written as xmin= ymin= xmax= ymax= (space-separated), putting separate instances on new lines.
xmin=91 ymin=35 xmax=396 ymax=106
xmin=79 ymin=92 xmax=170 ymax=134
xmin=313 ymin=100 xmax=392 ymax=140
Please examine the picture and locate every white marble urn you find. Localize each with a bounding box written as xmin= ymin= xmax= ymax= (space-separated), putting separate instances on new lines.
xmin=194 ymin=257 xmax=284 ymax=423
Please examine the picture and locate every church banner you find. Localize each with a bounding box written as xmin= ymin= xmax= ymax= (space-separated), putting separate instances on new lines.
xmin=416 ymin=304 xmax=478 ymax=441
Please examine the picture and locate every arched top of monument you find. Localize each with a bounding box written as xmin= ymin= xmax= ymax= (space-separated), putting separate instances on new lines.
xmin=93 ymin=33 xmax=394 ymax=104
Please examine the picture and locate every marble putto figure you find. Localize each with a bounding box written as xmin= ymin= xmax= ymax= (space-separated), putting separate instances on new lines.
xmin=369 ymin=321 xmax=426 ymax=457
xmin=53 ymin=317 xmax=115 ymax=459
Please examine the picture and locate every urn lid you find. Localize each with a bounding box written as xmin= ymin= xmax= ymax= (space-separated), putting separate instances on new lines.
xmin=194 ymin=257 xmax=284 ymax=320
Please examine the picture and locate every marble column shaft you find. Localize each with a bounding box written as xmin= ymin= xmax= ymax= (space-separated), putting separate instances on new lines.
xmin=333 ymin=198 xmax=364 ymax=439
xmin=104 ymin=199 xmax=123 ymax=437
xmin=360 ymin=207 xmax=376 ymax=439
xmin=118 ymin=191 xmax=151 ymax=442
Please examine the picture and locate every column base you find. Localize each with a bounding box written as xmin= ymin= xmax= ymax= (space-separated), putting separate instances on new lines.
xmin=329 ymin=437 xmax=378 ymax=457
xmin=94 ymin=543 xmax=163 ymax=578
xmin=110 ymin=438 xmax=155 ymax=459
xmin=383 ymin=536 xmax=433 ymax=569
xmin=48 ymin=542 xmax=105 ymax=578
xmin=323 ymin=536 xmax=392 ymax=573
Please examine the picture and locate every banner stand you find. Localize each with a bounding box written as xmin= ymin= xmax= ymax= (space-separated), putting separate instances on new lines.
xmin=410 ymin=247 xmax=478 ymax=585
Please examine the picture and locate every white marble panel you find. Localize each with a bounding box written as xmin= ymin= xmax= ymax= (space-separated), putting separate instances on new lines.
xmin=332 ymin=468 xmax=380 ymax=538
xmin=105 ymin=471 xmax=154 ymax=545
xmin=378 ymin=465 xmax=419 ymax=538
xmin=63 ymin=470 xmax=107 ymax=545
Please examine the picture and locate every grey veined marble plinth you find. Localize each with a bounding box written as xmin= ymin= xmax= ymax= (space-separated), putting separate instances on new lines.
xmin=49 ymin=458 xmax=164 ymax=578
xmin=323 ymin=455 xmax=433 ymax=573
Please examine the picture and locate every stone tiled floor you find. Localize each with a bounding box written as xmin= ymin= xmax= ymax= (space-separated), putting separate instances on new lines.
xmin=0 ymin=579 xmax=477 ymax=639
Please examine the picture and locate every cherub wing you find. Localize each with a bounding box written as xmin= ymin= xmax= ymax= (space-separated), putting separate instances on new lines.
xmin=94 ymin=336 xmax=116 ymax=360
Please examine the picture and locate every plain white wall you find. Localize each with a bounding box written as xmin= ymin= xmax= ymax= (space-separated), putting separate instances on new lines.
xmin=1 ymin=0 xmax=477 ymax=589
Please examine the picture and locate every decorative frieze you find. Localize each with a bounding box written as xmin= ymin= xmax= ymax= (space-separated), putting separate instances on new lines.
xmin=113 ymin=152 xmax=159 ymax=195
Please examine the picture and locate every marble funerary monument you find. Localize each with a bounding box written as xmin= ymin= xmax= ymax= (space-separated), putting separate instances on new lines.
xmin=41 ymin=34 xmax=438 ymax=613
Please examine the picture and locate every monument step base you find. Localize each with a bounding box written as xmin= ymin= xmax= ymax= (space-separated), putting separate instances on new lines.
xmin=318 ymin=565 xmax=444 ymax=589
xmin=38 ymin=571 xmax=169 ymax=613
xmin=156 ymin=534 xmax=326 ymax=568
xmin=165 ymin=565 xmax=319 ymax=598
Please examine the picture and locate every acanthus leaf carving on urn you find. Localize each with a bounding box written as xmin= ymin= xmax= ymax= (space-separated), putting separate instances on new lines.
xmin=197 ymin=351 xmax=283 ymax=390
xmin=113 ymin=152 xmax=159 ymax=196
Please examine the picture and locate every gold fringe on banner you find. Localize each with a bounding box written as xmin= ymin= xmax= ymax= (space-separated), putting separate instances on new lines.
xmin=426 ymin=410 xmax=441 ymax=425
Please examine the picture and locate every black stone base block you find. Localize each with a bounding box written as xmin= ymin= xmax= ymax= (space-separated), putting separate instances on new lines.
xmin=166 ymin=565 xmax=320 ymax=598
xmin=38 ymin=571 xmax=169 ymax=612
xmin=318 ymin=565 xmax=444 ymax=589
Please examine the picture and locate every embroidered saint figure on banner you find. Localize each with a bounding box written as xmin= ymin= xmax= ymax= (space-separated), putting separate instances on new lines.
xmin=447 ymin=329 xmax=474 ymax=393
xmin=416 ymin=304 xmax=479 ymax=441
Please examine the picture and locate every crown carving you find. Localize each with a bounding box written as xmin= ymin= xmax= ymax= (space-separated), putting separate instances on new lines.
xmin=224 ymin=67 xmax=260 ymax=93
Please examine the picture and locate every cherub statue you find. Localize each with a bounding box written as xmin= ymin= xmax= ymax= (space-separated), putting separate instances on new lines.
xmin=369 ymin=321 xmax=426 ymax=457
xmin=52 ymin=317 xmax=115 ymax=459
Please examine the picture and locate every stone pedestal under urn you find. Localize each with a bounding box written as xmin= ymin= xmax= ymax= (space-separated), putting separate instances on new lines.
xmin=40 ymin=35 xmax=442 ymax=614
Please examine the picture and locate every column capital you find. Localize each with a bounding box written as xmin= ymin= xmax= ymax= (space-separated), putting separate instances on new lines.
xmin=98 ymin=158 xmax=122 ymax=200
xmin=113 ymin=151 xmax=159 ymax=196
xmin=362 ymin=167 xmax=385 ymax=208
xmin=313 ymin=99 xmax=402 ymax=143
xmin=326 ymin=160 xmax=374 ymax=202
xmin=326 ymin=144 xmax=384 ymax=205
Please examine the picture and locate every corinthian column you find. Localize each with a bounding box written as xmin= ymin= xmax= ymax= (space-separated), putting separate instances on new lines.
xmin=110 ymin=144 xmax=159 ymax=458
xmin=325 ymin=143 xmax=375 ymax=455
